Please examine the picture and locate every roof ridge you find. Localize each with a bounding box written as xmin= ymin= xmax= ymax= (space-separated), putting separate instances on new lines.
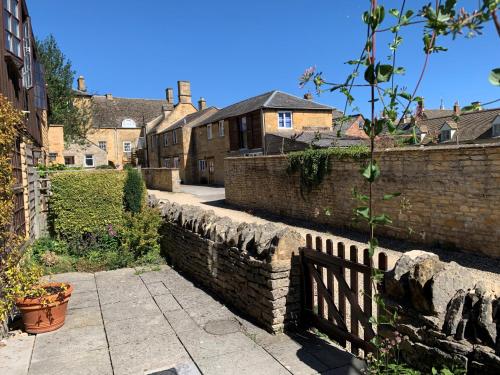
xmin=93 ymin=95 xmax=167 ymax=102
xmin=421 ymin=107 xmax=500 ymax=122
xmin=263 ymin=91 xmax=278 ymax=107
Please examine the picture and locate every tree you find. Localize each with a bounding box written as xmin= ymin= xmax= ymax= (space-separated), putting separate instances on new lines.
xmin=36 ymin=35 xmax=90 ymax=142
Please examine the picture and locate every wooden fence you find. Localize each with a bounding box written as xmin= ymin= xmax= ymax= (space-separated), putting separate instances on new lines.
xmin=300 ymin=234 xmax=388 ymax=356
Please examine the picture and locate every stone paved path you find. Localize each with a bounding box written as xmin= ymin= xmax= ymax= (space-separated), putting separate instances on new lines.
xmin=1 ymin=265 xmax=363 ymax=375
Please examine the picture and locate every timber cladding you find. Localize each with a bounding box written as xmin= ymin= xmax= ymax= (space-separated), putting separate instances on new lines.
xmin=224 ymin=144 xmax=500 ymax=258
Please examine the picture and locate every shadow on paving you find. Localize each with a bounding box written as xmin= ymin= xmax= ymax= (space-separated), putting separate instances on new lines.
xmin=201 ymin=199 xmax=500 ymax=276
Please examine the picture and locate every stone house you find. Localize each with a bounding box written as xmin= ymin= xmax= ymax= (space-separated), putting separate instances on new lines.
xmin=73 ymin=76 xmax=168 ymax=167
xmin=188 ymin=91 xmax=334 ymax=185
xmin=47 ymin=124 xmax=107 ymax=168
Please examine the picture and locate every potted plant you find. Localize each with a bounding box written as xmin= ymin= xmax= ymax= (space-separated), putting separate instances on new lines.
xmin=4 ymin=255 xmax=73 ymax=334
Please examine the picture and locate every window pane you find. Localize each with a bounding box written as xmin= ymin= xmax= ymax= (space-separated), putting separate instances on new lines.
xmin=11 ymin=0 xmax=18 ymax=17
xmin=13 ymin=37 xmax=20 ymax=56
xmin=12 ymin=17 xmax=19 ymax=36
xmin=3 ymin=0 xmax=9 ymax=12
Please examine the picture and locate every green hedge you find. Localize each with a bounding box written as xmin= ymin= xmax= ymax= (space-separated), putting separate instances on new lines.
xmin=49 ymin=171 xmax=126 ymax=239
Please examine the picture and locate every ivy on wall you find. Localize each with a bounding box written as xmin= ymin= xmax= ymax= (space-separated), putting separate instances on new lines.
xmin=49 ymin=171 xmax=126 ymax=240
xmin=286 ymin=145 xmax=369 ymax=196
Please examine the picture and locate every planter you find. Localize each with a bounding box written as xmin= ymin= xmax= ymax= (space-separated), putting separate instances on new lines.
xmin=15 ymin=282 xmax=73 ymax=334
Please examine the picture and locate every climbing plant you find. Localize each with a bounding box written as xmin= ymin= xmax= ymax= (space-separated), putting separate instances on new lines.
xmin=300 ymin=0 xmax=499 ymax=372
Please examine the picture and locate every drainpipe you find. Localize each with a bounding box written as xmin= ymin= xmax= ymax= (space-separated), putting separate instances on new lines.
xmin=114 ymin=128 xmax=118 ymax=166
xmin=260 ymin=109 xmax=266 ymax=155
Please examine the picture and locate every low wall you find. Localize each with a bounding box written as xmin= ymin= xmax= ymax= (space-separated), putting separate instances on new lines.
xmin=142 ymin=168 xmax=180 ymax=192
xmin=151 ymin=196 xmax=302 ymax=332
xmin=225 ymin=144 xmax=500 ymax=258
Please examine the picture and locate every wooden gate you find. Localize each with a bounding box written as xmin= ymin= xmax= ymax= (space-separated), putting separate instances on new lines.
xmin=300 ymin=234 xmax=388 ymax=356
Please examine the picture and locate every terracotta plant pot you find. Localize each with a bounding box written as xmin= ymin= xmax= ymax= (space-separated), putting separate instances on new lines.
xmin=15 ymin=282 xmax=73 ymax=334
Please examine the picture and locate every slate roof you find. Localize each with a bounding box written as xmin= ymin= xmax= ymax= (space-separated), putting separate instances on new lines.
xmin=159 ymin=107 xmax=219 ymax=133
xmin=268 ymin=130 xmax=367 ymax=148
xmin=421 ymin=109 xmax=454 ymax=119
xmin=200 ymin=90 xmax=333 ymax=125
xmin=91 ymin=95 xmax=167 ymax=129
xmin=417 ymin=108 xmax=500 ymax=144
xmin=333 ymin=115 xmax=364 ymax=136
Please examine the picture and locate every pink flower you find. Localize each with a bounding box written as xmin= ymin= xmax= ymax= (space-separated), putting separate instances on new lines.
xmin=299 ymin=66 xmax=316 ymax=88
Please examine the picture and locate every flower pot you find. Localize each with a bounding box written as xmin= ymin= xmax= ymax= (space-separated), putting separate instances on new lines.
xmin=15 ymin=282 xmax=73 ymax=334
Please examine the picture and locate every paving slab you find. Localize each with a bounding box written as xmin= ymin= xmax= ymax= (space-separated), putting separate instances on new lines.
xmin=101 ymin=297 xmax=161 ymax=323
xmin=195 ymin=345 xmax=290 ymax=375
xmin=31 ymin=324 xmax=107 ymax=362
xmin=67 ymin=290 xmax=100 ymax=310
xmin=144 ymin=361 xmax=201 ymax=375
xmin=164 ymin=309 xmax=201 ymax=334
xmin=97 ymin=279 xmax=151 ymax=305
xmin=60 ymin=305 xmax=103 ymax=331
xmin=154 ymin=293 xmax=182 ymax=312
xmin=109 ymin=334 xmax=191 ymax=375
xmin=138 ymin=267 xmax=173 ymax=284
xmin=28 ymin=348 xmax=112 ymax=375
xmin=105 ymin=313 xmax=175 ymax=347
xmin=0 ymin=334 xmax=34 ymax=375
xmin=146 ymin=281 xmax=171 ymax=296
xmin=43 ymin=272 xmax=95 ymax=284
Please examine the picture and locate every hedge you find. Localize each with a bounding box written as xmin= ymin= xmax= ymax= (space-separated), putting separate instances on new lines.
xmin=49 ymin=171 xmax=126 ymax=239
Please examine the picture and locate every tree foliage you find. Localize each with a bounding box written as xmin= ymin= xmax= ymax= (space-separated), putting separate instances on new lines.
xmin=123 ymin=168 xmax=146 ymax=214
xmin=36 ymin=35 xmax=90 ymax=142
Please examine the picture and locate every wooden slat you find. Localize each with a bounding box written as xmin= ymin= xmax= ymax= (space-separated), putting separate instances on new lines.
xmin=306 ymin=234 xmax=313 ymax=249
xmin=337 ymin=243 xmax=346 ymax=331
xmin=301 ymin=248 xmax=373 ymax=274
xmin=301 ymin=249 xmax=314 ymax=313
xmin=326 ymin=240 xmax=334 ymax=323
xmin=307 ymin=263 xmax=347 ymax=332
xmin=350 ymin=246 xmax=360 ymax=356
xmin=315 ymin=237 xmax=324 ymax=319
xmin=363 ymin=248 xmax=374 ymax=343
xmin=304 ymin=311 xmax=374 ymax=352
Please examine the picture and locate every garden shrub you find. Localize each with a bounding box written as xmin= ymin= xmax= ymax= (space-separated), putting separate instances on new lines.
xmin=49 ymin=170 xmax=126 ymax=240
xmin=123 ymin=167 xmax=145 ymax=213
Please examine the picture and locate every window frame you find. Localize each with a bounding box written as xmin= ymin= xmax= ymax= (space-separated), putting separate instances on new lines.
xmin=440 ymin=129 xmax=451 ymax=142
xmin=173 ymin=156 xmax=180 ymax=168
xmin=218 ymin=120 xmax=225 ymax=137
xmin=84 ymin=154 xmax=94 ymax=167
xmin=64 ymin=156 xmax=75 ymax=166
xmin=98 ymin=141 xmax=107 ymax=151
xmin=198 ymin=159 xmax=206 ymax=172
xmin=172 ymin=129 xmax=178 ymax=144
xmin=22 ymin=21 xmax=32 ymax=88
xmin=493 ymin=121 xmax=500 ymax=137
xmin=163 ymin=133 xmax=168 ymax=147
xmin=48 ymin=152 xmax=57 ymax=162
xmin=123 ymin=141 xmax=132 ymax=153
xmin=239 ymin=116 xmax=248 ymax=149
xmin=4 ymin=0 xmax=22 ymax=58
xmin=278 ymin=111 xmax=293 ymax=129
xmin=207 ymin=124 xmax=213 ymax=140
xmin=121 ymin=119 xmax=137 ymax=128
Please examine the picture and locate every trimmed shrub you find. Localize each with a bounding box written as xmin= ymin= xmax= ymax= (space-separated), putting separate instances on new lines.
xmin=49 ymin=171 xmax=126 ymax=240
xmin=123 ymin=168 xmax=145 ymax=213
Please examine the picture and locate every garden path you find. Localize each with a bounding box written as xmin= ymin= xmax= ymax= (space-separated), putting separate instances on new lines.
xmin=0 ymin=265 xmax=363 ymax=375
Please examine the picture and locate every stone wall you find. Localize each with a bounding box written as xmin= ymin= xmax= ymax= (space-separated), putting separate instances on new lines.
xmin=384 ymin=251 xmax=500 ymax=374
xmin=142 ymin=168 xmax=180 ymax=192
xmin=152 ymin=196 xmax=302 ymax=332
xmin=225 ymin=144 xmax=500 ymax=258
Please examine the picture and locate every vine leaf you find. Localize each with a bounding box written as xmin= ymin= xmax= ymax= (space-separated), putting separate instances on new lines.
xmin=361 ymin=161 xmax=381 ymax=182
xmin=383 ymin=192 xmax=401 ymax=200
xmin=489 ymin=68 xmax=500 ymax=86
xmin=356 ymin=206 xmax=370 ymax=220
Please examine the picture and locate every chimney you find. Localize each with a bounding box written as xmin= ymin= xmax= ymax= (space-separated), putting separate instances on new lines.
xmin=177 ymin=81 xmax=191 ymax=104
xmin=162 ymin=105 xmax=171 ymax=117
xmin=303 ymin=92 xmax=313 ymax=101
xmin=105 ymin=93 xmax=113 ymax=100
xmin=166 ymin=88 xmax=174 ymax=105
xmin=198 ymin=97 xmax=206 ymax=111
xmin=453 ymin=101 xmax=460 ymax=115
xmin=77 ymin=76 xmax=86 ymax=92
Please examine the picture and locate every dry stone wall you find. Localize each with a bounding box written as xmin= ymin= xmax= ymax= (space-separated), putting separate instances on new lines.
xmin=150 ymin=195 xmax=302 ymax=332
xmin=384 ymin=251 xmax=500 ymax=374
xmin=225 ymin=144 xmax=500 ymax=258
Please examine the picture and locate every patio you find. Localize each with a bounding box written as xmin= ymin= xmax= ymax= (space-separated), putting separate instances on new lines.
xmin=1 ymin=265 xmax=363 ymax=375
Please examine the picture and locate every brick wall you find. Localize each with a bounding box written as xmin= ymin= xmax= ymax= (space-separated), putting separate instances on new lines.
xmin=225 ymin=144 xmax=500 ymax=258
xmin=155 ymin=198 xmax=302 ymax=332
xmin=142 ymin=168 xmax=180 ymax=192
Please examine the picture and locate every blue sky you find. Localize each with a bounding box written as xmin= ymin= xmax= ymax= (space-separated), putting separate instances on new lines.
xmin=29 ymin=0 xmax=499 ymax=115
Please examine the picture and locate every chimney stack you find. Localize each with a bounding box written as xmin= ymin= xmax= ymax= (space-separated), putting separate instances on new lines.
xmin=198 ymin=97 xmax=206 ymax=111
xmin=453 ymin=101 xmax=460 ymax=115
xmin=177 ymin=81 xmax=192 ymax=104
xmin=166 ymin=88 xmax=174 ymax=105
xmin=77 ymin=76 xmax=86 ymax=92
xmin=303 ymin=93 xmax=313 ymax=101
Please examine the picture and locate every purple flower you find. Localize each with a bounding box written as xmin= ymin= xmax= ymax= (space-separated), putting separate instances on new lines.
xmin=299 ymin=66 xmax=316 ymax=88
xmin=107 ymin=224 xmax=117 ymax=237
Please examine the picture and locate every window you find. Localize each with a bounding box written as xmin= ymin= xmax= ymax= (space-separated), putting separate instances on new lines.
xmin=239 ymin=116 xmax=248 ymax=149
xmin=98 ymin=141 xmax=107 ymax=151
xmin=218 ymin=120 xmax=225 ymax=137
xmin=121 ymin=119 xmax=136 ymax=128
xmin=162 ymin=158 xmax=172 ymax=168
xmin=207 ymin=124 xmax=213 ymax=140
xmin=493 ymin=124 xmax=500 ymax=137
xmin=163 ymin=133 xmax=168 ymax=147
xmin=278 ymin=112 xmax=293 ymax=129
xmin=123 ymin=141 xmax=132 ymax=153
xmin=441 ymin=129 xmax=451 ymax=142
xmin=172 ymin=130 xmax=178 ymax=144
xmin=22 ymin=22 xmax=32 ymax=89
xmin=173 ymin=157 xmax=180 ymax=168
xmin=64 ymin=156 xmax=75 ymax=166
xmin=85 ymin=154 xmax=94 ymax=167
xmin=198 ymin=159 xmax=206 ymax=172
xmin=4 ymin=0 xmax=21 ymax=57
xmin=48 ymin=152 xmax=57 ymax=162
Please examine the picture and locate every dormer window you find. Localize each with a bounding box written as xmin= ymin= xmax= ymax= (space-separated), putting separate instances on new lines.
xmin=492 ymin=116 xmax=500 ymax=137
xmin=441 ymin=129 xmax=451 ymax=141
xmin=439 ymin=121 xmax=457 ymax=142
xmin=4 ymin=0 xmax=21 ymax=57
xmin=121 ymin=119 xmax=136 ymax=128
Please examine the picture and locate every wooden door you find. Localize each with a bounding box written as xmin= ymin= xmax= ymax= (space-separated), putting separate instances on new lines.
xmin=207 ymin=158 xmax=215 ymax=185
